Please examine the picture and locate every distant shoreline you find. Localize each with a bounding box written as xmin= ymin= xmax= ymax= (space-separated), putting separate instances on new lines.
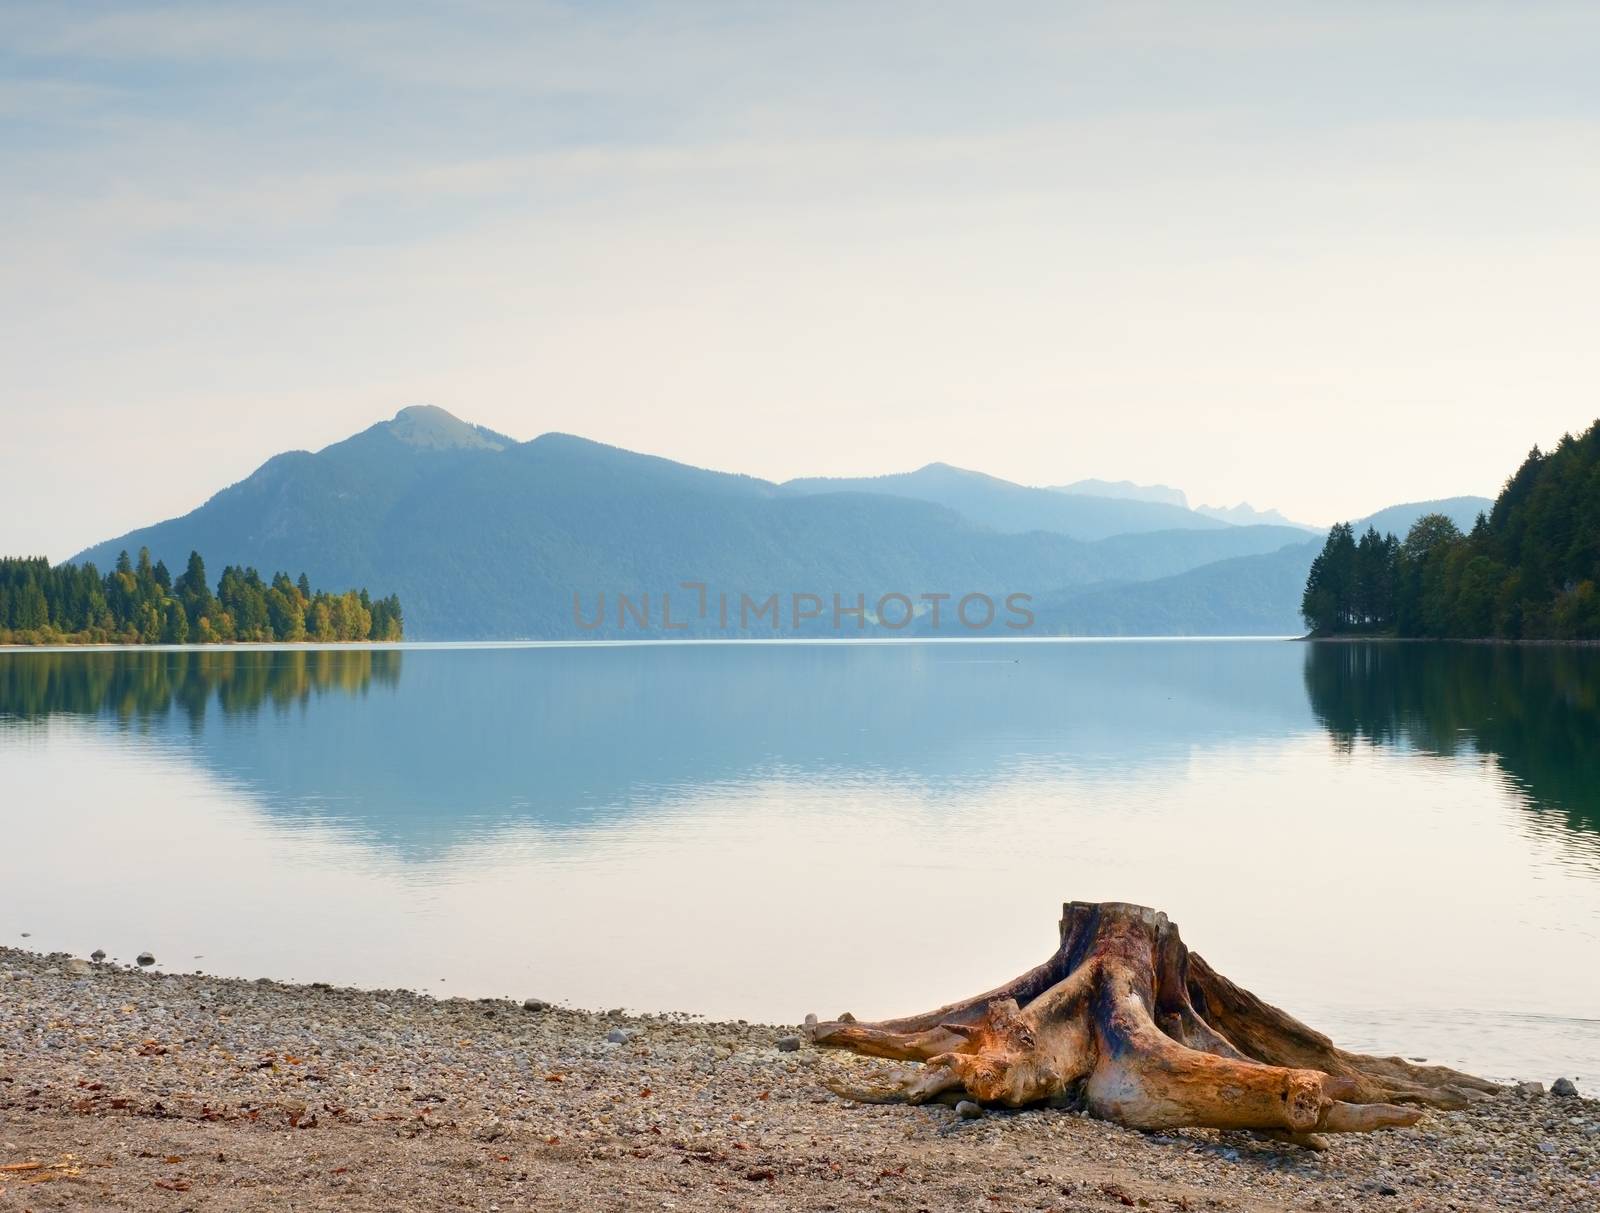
xmin=1299 ymin=634 xmax=1600 ymax=648
xmin=13 ymin=632 xmax=1596 ymax=653
xmin=0 ymin=639 xmax=409 ymax=653
xmin=1 ymin=634 xmax=1304 ymax=653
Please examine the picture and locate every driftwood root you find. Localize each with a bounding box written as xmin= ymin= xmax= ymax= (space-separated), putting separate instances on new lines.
xmin=808 ymin=901 xmax=1496 ymax=1139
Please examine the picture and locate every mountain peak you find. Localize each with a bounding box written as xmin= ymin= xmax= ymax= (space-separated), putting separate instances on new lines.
xmin=1194 ymin=501 xmax=1318 ymax=531
xmin=385 ymin=405 xmax=509 ymax=451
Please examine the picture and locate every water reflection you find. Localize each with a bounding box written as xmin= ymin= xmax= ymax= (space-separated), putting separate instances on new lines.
xmin=5 ymin=643 xmax=1600 ymax=859
xmin=2 ymin=640 xmax=1597 ymax=1077
xmin=3 ymin=642 xmax=1316 ymax=850
xmin=1304 ymin=642 xmax=1600 ymax=842
xmin=0 ymin=648 xmax=403 ymax=725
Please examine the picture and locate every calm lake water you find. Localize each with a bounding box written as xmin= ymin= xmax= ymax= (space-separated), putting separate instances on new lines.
xmin=2 ymin=639 xmax=1597 ymax=1083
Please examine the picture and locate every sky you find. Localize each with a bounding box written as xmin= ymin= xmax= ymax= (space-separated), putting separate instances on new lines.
xmin=3 ymin=1 xmax=1600 ymax=560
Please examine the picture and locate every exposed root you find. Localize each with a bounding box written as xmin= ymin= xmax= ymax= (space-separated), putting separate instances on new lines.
xmin=808 ymin=901 xmax=1496 ymax=1141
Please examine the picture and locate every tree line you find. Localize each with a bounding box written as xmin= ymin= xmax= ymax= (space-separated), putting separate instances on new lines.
xmin=0 ymin=549 xmax=403 ymax=645
xmin=1303 ymin=419 xmax=1600 ymax=639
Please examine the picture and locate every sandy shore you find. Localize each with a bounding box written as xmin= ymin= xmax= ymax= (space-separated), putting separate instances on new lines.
xmin=2 ymin=948 xmax=1596 ymax=1212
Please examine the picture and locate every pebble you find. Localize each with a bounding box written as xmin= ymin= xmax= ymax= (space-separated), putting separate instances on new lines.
xmin=64 ymin=958 xmax=93 ymax=976
xmin=136 ymin=951 xmax=156 ymax=967
xmin=1551 ymin=1077 xmax=1579 ymax=1097
xmin=1516 ymin=1081 xmax=1545 ymax=1096
xmin=523 ymin=997 xmax=549 ymax=1012
xmin=90 ymin=949 xmax=107 ymax=962
xmin=956 ymin=1100 xmax=984 ymax=1120
xmin=606 ymin=1027 xmax=638 ymax=1044
xmin=776 ymin=1035 xmax=801 ymax=1052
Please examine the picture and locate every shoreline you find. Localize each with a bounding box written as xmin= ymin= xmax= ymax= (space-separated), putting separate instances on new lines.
xmin=9 ymin=632 xmax=1600 ymax=652
xmin=3 ymin=947 xmax=1596 ymax=1211
xmin=3 ymin=634 xmax=1300 ymax=652
xmin=1298 ymin=634 xmax=1600 ymax=647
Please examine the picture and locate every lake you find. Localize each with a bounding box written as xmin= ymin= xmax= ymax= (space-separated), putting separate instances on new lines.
xmin=2 ymin=639 xmax=1597 ymax=1084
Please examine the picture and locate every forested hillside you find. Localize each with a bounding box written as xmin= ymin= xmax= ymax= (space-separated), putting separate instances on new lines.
xmin=1302 ymin=421 xmax=1600 ymax=639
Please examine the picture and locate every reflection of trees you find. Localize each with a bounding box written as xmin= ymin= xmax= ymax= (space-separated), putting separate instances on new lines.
xmin=0 ymin=648 xmax=403 ymax=726
xmin=1304 ymin=641 xmax=1600 ymax=837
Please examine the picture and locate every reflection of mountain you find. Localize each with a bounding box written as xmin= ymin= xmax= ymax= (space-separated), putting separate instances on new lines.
xmin=1303 ymin=642 xmax=1600 ymax=838
xmin=1 ymin=643 xmax=1316 ymax=856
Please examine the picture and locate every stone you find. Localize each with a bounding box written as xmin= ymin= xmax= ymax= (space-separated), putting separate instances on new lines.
xmin=90 ymin=949 xmax=107 ymax=962
xmin=136 ymin=952 xmax=156 ymax=967
xmin=606 ymin=1027 xmax=638 ymax=1044
xmin=776 ymin=1035 xmax=801 ymax=1052
xmin=956 ymin=1100 xmax=984 ymax=1120
xmin=1552 ymin=1078 xmax=1579 ymax=1097
xmin=1538 ymin=1140 xmax=1559 ymax=1155
xmin=65 ymin=958 xmax=92 ymax=976
xmin=522 ymin=998 xmax=548 ymax=1012
xmin=1517 ymin=1081 xmax=1546 ymax=1096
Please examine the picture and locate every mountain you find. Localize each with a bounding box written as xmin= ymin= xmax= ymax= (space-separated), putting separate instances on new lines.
xmin=781 ymin=464 xmax=1222 ymax=541
xmin=1353 ymin=496 xmax=1492 ymax=538
xmin=1029 ymin=539 xmax=1321 ymax=636
xmin=77 ymin=409 xmax=1143 ymax=638
xmin=68 ymin=406 xmax=1489 ymax=640
xmin=1195 ymin=502 xmax=1319 ymax=531
xmin=75 ymin=405 xmax=517 ymax=600
xmin=1044 ymin=495 xmax=1497 ymax=637
xmin=1084 ymin=525 xmax=1314 ymax=583
xmin=1051 ymin=479 xmax=1190 ymax=509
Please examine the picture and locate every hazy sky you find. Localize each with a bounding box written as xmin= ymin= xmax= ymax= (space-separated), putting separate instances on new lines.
xmin=5 ymin=2 xmax=1600 ymax=560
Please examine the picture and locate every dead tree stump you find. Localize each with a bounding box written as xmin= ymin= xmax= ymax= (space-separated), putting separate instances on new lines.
xmin=808 ymin=901 xmax=1497 ymax=1142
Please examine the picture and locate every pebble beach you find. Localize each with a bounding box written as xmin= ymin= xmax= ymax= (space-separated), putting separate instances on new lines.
xmin=2 ymin=946 xmax=1597 ymax=1212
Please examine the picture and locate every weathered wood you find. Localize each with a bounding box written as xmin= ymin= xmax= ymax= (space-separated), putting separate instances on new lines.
xmin=808 ymin=901 xmax=1497 ymax=1140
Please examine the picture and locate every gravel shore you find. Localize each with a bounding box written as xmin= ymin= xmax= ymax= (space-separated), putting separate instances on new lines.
xmin=2 ymin=947 xmax=1596 ymax=1211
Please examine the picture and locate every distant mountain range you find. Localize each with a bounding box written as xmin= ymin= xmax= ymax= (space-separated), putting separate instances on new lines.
xmin=1050 ymin=479 xmax=1319 ymax=531
xmin=1020 ymin=496 xmax=1494 ymax=637
xmin=781 ymin=465 xmax=1221 ymax=541
xmin=1193 ymin=502 xmax=1318 ymax=530
xmin=1052 ymin=478 xmax=1190 ymax=508
xmin=70 ymin=406 xmax=1490 ymax=639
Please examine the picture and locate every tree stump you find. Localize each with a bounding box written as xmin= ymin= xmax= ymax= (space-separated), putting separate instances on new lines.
xmin=807 ymin=901 xmax=1496 ymax=1143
